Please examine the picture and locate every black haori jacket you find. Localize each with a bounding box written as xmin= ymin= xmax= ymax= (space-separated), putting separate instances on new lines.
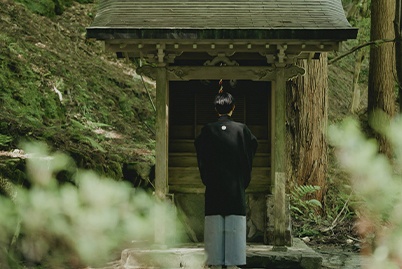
xmin=194 ymin=115 xmax=258 ymax=216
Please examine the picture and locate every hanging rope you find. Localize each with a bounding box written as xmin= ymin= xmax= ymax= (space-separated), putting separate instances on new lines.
xmin=218 ymin=63 xmax=223 ymax=93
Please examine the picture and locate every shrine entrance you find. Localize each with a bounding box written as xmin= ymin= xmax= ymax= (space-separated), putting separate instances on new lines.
xmin=168 ymin=80 xmax=271 ymax=242
xmin=135 ymin=61 xmax=305 ymax=245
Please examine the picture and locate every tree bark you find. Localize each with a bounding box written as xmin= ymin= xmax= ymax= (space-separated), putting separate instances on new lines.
xmin=346 ymin=0 xmax=370 ymax=20
xmin=368 ymin=0 xmax=396 ymax=159
xmin=349 ymin=51 xmax=365 ymax=113
xmin=395 ymin=0 xmax=402 ymax=111
xmin=286 ymin=53 xmax=328 ymax=215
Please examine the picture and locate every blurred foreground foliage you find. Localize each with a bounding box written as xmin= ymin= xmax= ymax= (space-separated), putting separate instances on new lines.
xmin=0 ymin=142 xmax=176 ymax=268
xmin=329 ymin=113 xmax=402 ymax=268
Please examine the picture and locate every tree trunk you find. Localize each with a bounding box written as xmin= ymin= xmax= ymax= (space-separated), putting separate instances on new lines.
xmin=286 ymin=53 xmax=328 ymax=215
xmin=368 ymin=0 xmax=396 ymax=159
xmin=346 ymin=0 xmax=370 ymax=20
xmin=349 ymin=51 xmax=365 ymax=113
xmin=395 ymin=0 xmax=402 ymax=111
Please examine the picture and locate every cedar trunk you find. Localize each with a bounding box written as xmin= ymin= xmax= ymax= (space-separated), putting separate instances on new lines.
xmin=368 ymin=0 xmax=395 ymax=159
xmin=286 ymin=54 xmax=328 ymax=214
xmin=395 ymin=0 xmax=402 ymax=111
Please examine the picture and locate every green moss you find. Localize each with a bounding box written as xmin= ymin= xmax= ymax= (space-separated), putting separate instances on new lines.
xmin=75 ymin=0 xmax=94 ymax=3
xmin=106 ymin=161 xmax=123 ymax=181
xmin=14 ymin=0 xmax=56 ymax=17
xmin=14 ymin=0 xmax=87 ymax=17
xmin=63 ymin=0 xmax=72 ymax=7
xmin=0 ymin=0 xmax=156 ymax=187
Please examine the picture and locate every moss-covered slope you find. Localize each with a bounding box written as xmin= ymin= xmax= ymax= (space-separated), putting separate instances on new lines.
xmin=0 ymin=0 xmax=156 ymax=185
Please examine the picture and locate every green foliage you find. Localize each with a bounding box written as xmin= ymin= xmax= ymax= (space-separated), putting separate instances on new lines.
xmin=329 ymin=114 xmax=402 ymax=267
xmin=53 ymin=0 xmax=65 ymax=15
xmin=14 ymin=0 xmax=56 ymax=17
xmin=290 ymin=185 xmax=322 ymax=217
xmin=290 ymin=185 xmax=323 ymax=237
xmin=75 ymin=0 xmax=94 ymax=3
xmin=63 ymin=0 xmax=72 ymax=7
xmin=14 ymin=0 xmax=93 ymax=17
xmin=0 ymin=142 xmax=177 ymax=267
xmin=0 ymin=134 xmax=13 ymax=146
xmin=294 ymin=223 xmax=322 ymax=237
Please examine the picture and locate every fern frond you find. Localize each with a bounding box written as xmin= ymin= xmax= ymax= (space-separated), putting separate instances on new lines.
xmin=292 ymin=185 xmax=320 ymax=200
xmin=290 ymin=206 xmax=303 ymax=215
xmin=305 ymin=199 xmax=322 ymax=208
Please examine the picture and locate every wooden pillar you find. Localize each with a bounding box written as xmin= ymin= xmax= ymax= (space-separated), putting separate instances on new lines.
xmin=154 ymin=66 xmax=169 ymax=246
xmin=272 ymin=66 xmax=287 ymax=247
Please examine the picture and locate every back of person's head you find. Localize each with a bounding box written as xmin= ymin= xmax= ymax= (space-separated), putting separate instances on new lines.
xmin=214 ymin=92 xmax=235 ymax=114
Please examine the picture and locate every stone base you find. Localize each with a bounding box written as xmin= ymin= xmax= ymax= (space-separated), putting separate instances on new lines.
xmin=118 ymin=239 xmax=322 ymax=269
xmin=265 ymin=194 xmax=292 ymax=246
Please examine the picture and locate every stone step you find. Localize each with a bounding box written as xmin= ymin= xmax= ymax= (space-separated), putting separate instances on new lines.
xmin=117 ymin=239 xmax=322 ymax=269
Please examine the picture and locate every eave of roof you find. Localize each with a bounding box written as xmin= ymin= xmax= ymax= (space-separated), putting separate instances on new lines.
xmin=86 ymin=0 xmax=358 ymax=42
xmin=86 ymin=28 xmax=358 ymax=41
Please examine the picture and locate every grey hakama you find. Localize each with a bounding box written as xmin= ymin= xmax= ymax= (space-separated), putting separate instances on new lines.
xmin=204 ymin=215 xmax=247 ymax=266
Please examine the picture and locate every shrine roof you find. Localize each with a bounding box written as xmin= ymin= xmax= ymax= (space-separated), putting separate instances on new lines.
xmin=87 ymin=0 xmax=357 ymax=40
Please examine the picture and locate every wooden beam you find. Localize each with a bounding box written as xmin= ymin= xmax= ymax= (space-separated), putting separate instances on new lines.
xmin=155 ymin=66 xmax=169 ymax=199
xmin=273 ymin=66 xmax=287 ymax=247
xmin=154 ymin=66 xmax=169 ymax=246
xmin=137 ymin=65 xmax=304 ymax=81
xmin=166 ymin=66 xmax=276 ymax=81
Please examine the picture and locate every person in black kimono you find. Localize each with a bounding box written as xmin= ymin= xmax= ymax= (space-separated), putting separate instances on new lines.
xmin=194 ymin=92 xmax=258 ymax=269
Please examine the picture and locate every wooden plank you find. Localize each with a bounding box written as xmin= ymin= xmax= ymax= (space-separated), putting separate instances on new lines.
xmin=169 ymin=139 xmax=270 ymax=153
xmin=169 ymin=184 xmax=271 ymax=194
xmin=169 ymin=125 xmax=194 ymax=139
xmin=169 ymin=185 xmax=206 ymax=194
xmin=168 ymin=153 xmax=271 ymax=167
xmin=168 ymin=153 xmax=197 ymax=167
xmin=168 ymin=167 xmax=271 ymax=185
xmin=248 ymin=125 xmax=269 ymax=140
xmin=169 ymin=139 xmax=196 ymax=152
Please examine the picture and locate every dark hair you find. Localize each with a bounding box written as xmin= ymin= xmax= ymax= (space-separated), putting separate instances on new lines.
xmin=214 ymin=92 xmax=235 ymax=114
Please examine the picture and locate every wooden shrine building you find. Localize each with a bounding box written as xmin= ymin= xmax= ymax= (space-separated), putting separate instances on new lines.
xmin=87 ymin=0 xmax=357 ymax=247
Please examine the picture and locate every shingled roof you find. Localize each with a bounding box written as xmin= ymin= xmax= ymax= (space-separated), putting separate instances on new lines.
xmin=87 ymin=0 xmax=357 ymax=40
